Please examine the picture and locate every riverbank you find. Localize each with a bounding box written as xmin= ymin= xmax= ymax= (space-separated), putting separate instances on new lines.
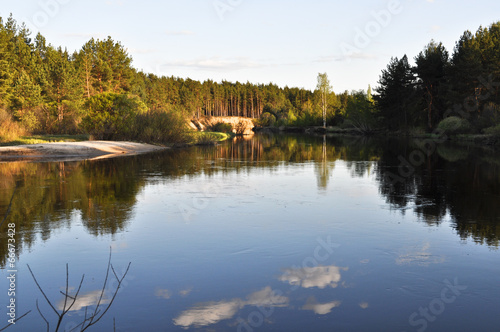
xmin=0 ymin=141 xmax=169 ymax=162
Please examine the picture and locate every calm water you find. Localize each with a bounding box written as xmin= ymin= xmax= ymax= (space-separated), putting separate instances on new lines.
xmin=1 ymin=134 xmax=499 ymax=332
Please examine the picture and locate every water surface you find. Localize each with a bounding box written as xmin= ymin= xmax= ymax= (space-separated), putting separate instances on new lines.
xmin=1 ymin=134 xmax=499 ymax=331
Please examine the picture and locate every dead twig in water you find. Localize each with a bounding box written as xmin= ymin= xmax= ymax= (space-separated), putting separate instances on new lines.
xmin=27 ymin=247 xmax=130 ymax=332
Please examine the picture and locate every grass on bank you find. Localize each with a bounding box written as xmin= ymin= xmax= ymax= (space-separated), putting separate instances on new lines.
xmin=191 ymin=132 xmax=232 ymax=145
xmin=0 ymin=134 xmax=91 ymax=146
xmin=0 ymin=131 xmax=232 ymax=147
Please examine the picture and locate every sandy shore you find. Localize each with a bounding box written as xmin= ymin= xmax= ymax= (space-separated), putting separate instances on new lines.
xmin=0 ymin=141 xmax=168 ymax=161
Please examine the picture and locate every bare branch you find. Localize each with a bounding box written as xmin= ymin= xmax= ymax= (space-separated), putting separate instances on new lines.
xmin=85 ymin=248 xmax=113 ymax=327
xmin=0 ymin=310 xmax=31 ymax=331
xmin=64 ymin=273 xmax=85 ymax=313
xmin=54 ymin=264 xmax=70 ymax=331
xmin=80 ymin=262 xmax=131 ymax=331
xmin=27 ymin=264 xmax=60 ymax=317
xmin=59 ymin=291 xmax=76 ymax=301
xmin=36 ymin=299 xmax=50 ymax=332
xmin=28 ymin=248 xmax=130 ymax=332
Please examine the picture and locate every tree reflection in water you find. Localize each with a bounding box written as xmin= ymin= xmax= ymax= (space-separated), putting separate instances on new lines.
xmin=0 ymin=134 xmax=498 ymax=267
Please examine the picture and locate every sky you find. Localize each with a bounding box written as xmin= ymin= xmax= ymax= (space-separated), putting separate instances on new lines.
xmin=1 ymin=0 xmax=499 ymax=93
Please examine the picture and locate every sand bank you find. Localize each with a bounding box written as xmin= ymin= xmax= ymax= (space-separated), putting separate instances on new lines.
xmin=0 ymin=141 xmax=168 ymax=162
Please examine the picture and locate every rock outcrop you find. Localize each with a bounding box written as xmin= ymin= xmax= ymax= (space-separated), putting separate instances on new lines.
xmin=190 ymin=117 xmax=255 ymax=135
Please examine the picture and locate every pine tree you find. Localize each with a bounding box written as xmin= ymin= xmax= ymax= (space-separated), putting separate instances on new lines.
xmin=11 ymin=70 xmax=42 ymax=131
xmin=0 ymin=24 xmax=12 ymax=107
xmin=414 ymin=41 xmax=449 ymax=129
xmin=374 ymin=55 xmax=415 ymax=129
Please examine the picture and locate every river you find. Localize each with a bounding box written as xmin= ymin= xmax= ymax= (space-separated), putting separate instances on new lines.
xmin=1 ymin=133 xmax=499 ymax=331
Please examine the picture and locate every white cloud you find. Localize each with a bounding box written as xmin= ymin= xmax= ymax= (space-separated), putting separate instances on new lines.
xmin=159 ymin=57 xmax=264 ymax=72
xmin=429 ymin=25 xmax=442 ymax=32
xmin=106 ymin=0 xmax=124 ymax=6
xmin=62 ymin=33 xmax=101 ymax=39
xmin=165 ymin=30 xmax=195 ymax=36
xmin=128 ymin=48 xmax=158 ymax=55
xmin=315 ymin=53 xmax=378 ymax=63
xmin=345 ymin=53 xmax=378 ymax=61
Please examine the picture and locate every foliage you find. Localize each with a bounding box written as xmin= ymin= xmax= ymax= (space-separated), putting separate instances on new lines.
xmin=483 ymin=124 xmax=500 ymax=136
xmin=375 ymin=22 xmax=500 ymax=134
xmin=132 ymin=107 xmax=191 ymax=144
xmin=345 ymin=90 xmax=377 ymax=134
xmin=1 ymin=15 xmax=500 ymax=139
xmin=437 ymin=116 xmax=471 ymax=135
xmin=374 ymin=55 xmax=416 ymax=130
xmin=0 ymin=108 xmax=25 ymax=142
xmin=414 ymin=40 xmax=449 ymax=129
xmin=316 ymin=73 xmax=331 ymax=127
xmin=234 ymin=121 xmax=247 ymax=135
xmin=192 ymin=132 xmax=230 ymax=145
xmin=207 ymin=121 xmax=233 ymax=133
xmin=0 ymin=134 xmax=90 ymax=146
xmin=80 ymin=93 xmax=147 ymax=140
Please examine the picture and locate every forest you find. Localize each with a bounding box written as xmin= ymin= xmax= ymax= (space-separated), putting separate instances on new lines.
xmin=1 ymin=14 xmax=500 ymax=143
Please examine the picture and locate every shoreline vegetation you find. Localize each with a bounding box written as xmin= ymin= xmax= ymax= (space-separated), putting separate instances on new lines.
xmin=253 ymin=125 xmax=500 ymax=146
xmin=0 ymin=14 xmax=500 ymax=152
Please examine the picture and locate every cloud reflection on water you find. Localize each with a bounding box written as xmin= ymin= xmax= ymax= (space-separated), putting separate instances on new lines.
xmin=57 ymin=290 xmax=110 ymax=311
xmin=173 ymin=264 xmax=348 ymax=328
xmin=279 ymin=265 xmax=348 ymax=289
xmin=302 ymin=296 xmax=342 ymax=315
xmin=173 ymin=286 xmax=288 ymax=329
xmin=396 ymin=242 xmax=445 ymax=266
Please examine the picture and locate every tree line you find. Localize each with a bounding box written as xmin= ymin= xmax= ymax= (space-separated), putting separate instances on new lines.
xmin=1 ymin=14 xmax=499 ymax=142
xmin=0 ymin=14 xmax=361 ymax=142
xmin=375 ymin=21 xmax=500 ymax=134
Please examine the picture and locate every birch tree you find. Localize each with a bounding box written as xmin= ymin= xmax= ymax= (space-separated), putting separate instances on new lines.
xmin=316 ymin=73 xmax=331 ymax=128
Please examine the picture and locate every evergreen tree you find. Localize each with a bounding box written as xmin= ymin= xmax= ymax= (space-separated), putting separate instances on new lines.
xmin=75 ymin=37 xmax=133 ymax=98
xmin=414 ymin=41 xmax=449 ymax=129
xmin=44 ymin=46 xmax=82 ymax=131
xmin=11 ymin=70 xmax=42 ymax=131
xmin=374 ymin=55 xmax=415 ymax=130
xmin=0 ymin=23 xmax=12 ymax=107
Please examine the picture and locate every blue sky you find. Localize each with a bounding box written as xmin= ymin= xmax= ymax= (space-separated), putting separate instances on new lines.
xmin=1 ymin=0 xmax=499 ymax=92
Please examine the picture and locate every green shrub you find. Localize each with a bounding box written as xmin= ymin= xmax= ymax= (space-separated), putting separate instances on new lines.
xmin=207 ymin=122 xmax=233 ymax=133
xmin=437 ymin=116 xmax=470 ymax=135
xmin=132 ymin=107 xmax=191 ymax=144
xmin=258 ymin=113 xmax=276 ymax=127
xmin=80 ymin=93 xmax=147 ymax=140
xmin=0 ymin=109 xmax=26 ymax=142
xmin=483 ymin=124 xmax=500 ymax=136
xmin=193 ymin=132 xmax=230 ymax=145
